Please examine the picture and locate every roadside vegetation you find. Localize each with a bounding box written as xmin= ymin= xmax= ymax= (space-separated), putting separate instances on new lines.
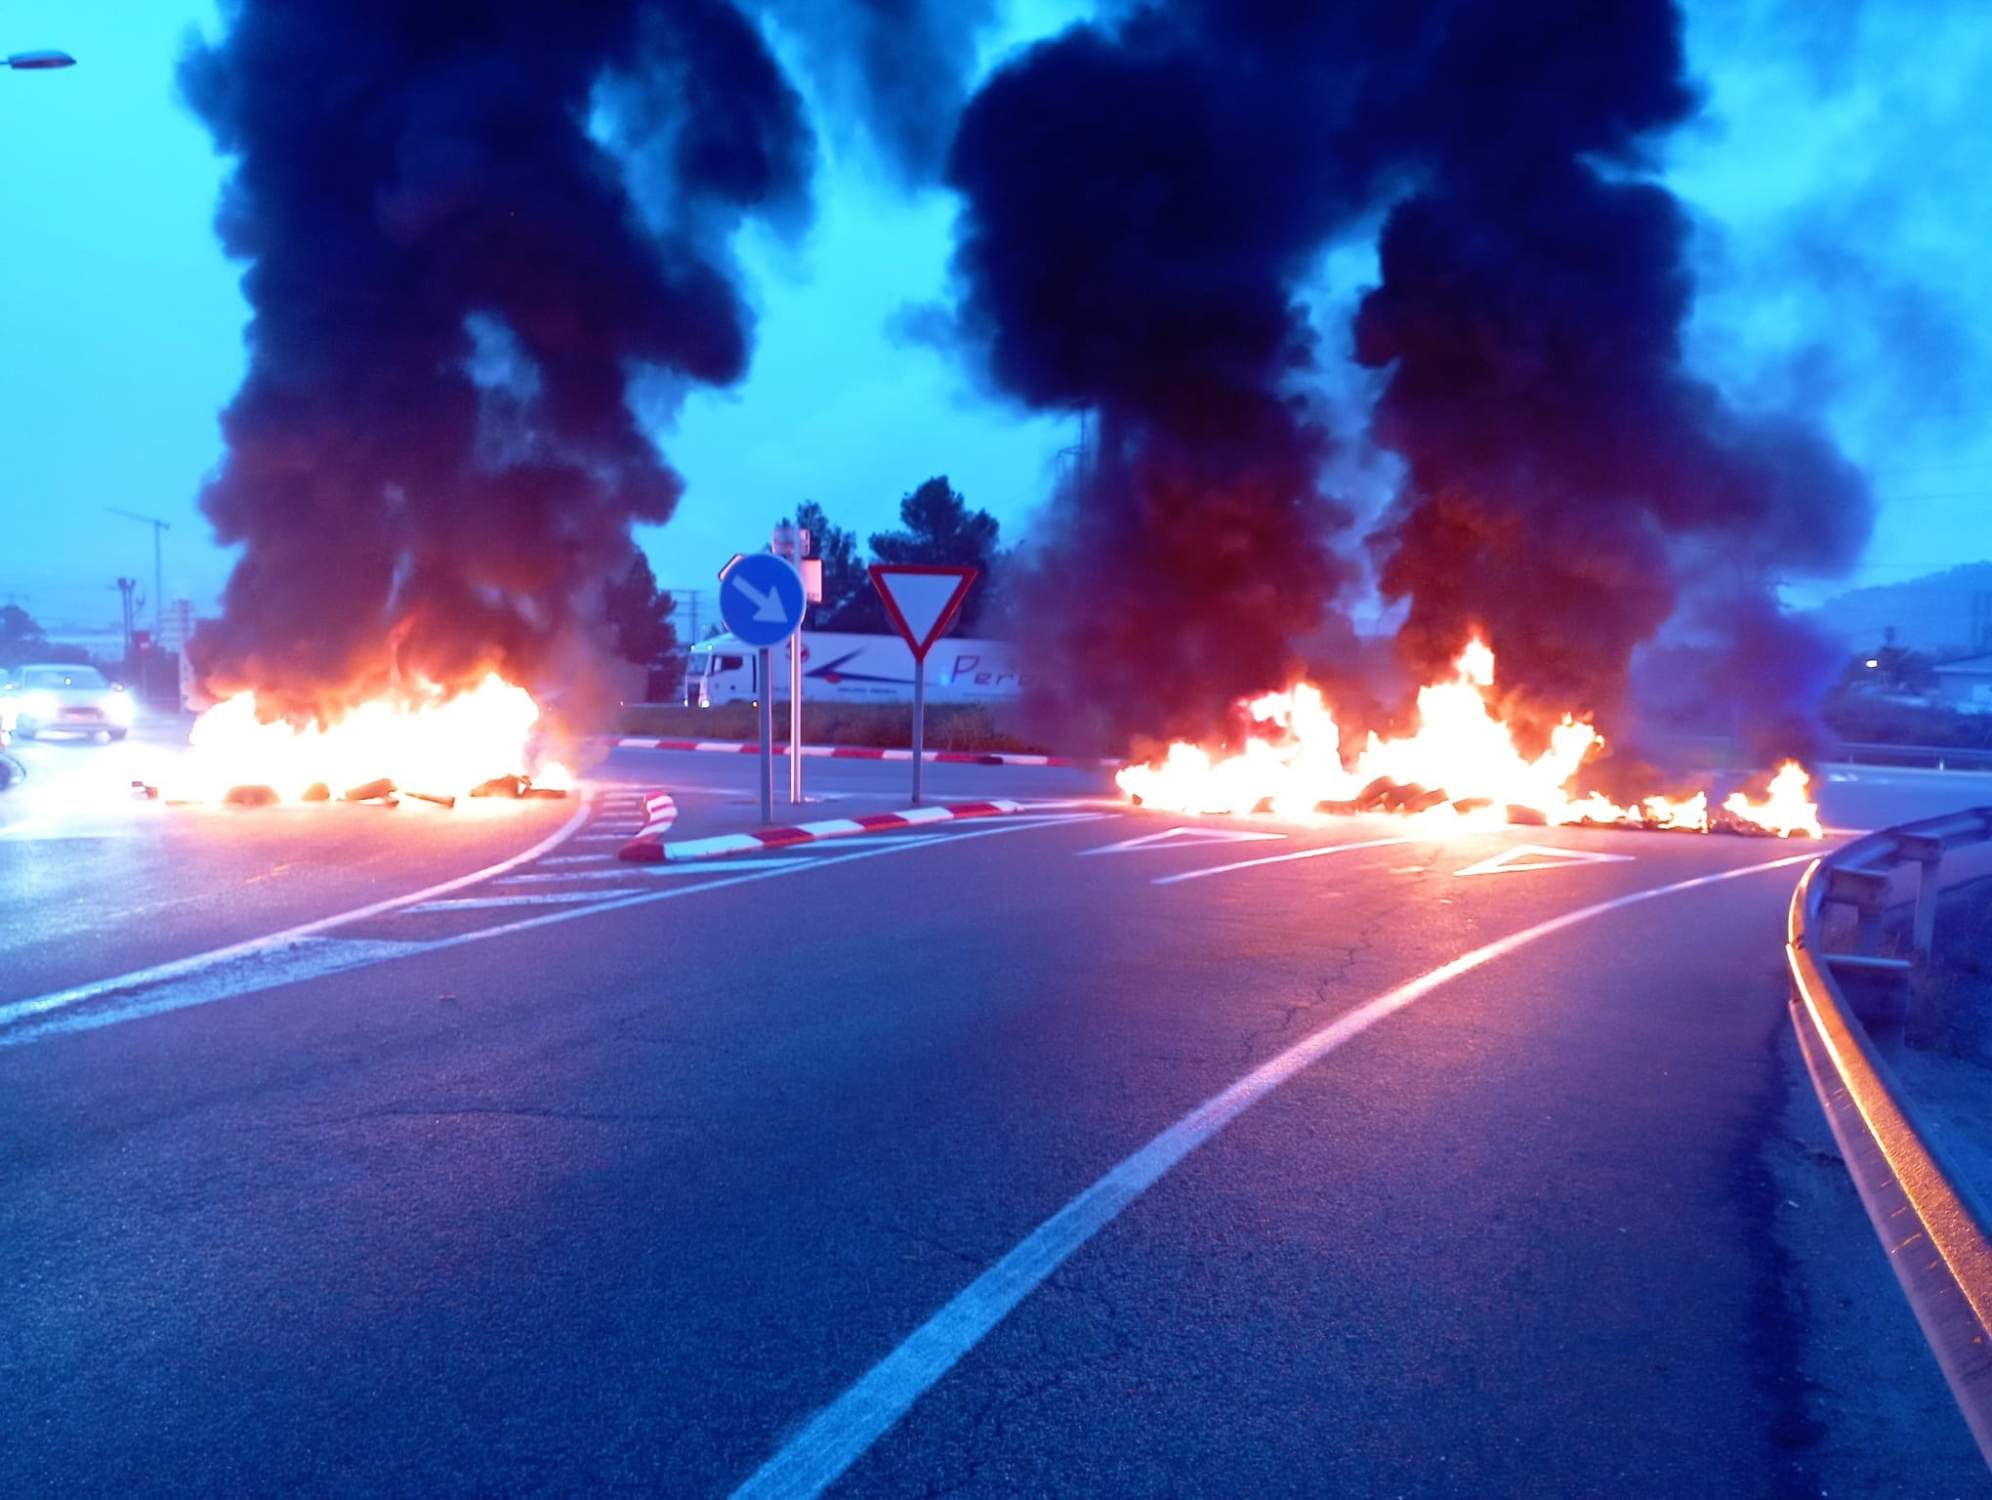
xmin=619 ymin=701 xmax=1058 ymax=755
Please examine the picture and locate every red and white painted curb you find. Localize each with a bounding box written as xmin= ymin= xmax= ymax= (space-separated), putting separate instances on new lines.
xmin=614 ymin=737 xmax=1115 ymax=769
xmin=617 ymin=798 xmax=1024 ymax=864
xmin=634 ymin=790 xmax=678 ymax=836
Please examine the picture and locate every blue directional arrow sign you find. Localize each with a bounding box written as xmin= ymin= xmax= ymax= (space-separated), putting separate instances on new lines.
xmin=718 ymin=551 xmax=807 ymax=647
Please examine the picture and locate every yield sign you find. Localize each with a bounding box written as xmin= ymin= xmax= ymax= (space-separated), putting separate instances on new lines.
xmin=1079 ymin=825 xmax=1287 ymax=856
xmin=869 ymin=564 xmax=978 ymax=660
xmin=1454 ymin=843 xmax=1635 ymax=877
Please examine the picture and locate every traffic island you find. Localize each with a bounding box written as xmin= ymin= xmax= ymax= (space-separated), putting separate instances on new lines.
xmin=617 ymin=798 xmax=1024 ymax=863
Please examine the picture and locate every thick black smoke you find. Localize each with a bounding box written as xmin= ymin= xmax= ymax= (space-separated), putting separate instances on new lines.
xmin=946 ymin=9 xmax=1391 ymax=746
xmin=764 ymin=0 xmax=999 ymax=183
xmin=1351 ymin=4 xmax=1873 ymax=756
xmin=947 ymin=1 xmax=1873 ymax=757
xmin=181 ymin=1 xmax=811 ymax=719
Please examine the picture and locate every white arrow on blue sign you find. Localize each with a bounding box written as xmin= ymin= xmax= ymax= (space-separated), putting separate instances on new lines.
xmin=719 ymin=552 xmax=807 ymax=647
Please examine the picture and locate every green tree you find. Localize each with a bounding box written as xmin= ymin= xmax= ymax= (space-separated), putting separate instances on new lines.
xmin=834 ymin=476 xmax=1004 ymax=633
xmin=795 ymin=500 xmax=866 ymax=624
xmin=604 ymin=551 xmax=677 ymax=668
xmin=0 ymin=604 xmax=48 ymax=670
xmin=806 ymin=479 xmax=1005 ymax=634
xmin=869 ymin=475 xmax=1000 ymax=573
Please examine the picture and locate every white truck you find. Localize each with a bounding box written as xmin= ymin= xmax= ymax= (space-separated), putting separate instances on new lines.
xmin=683 ymin=631 xmax=1024 ymax=707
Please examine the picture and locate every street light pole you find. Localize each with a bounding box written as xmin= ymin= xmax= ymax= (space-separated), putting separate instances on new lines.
xmin=105 ymin=509 xmax=170 ymax=633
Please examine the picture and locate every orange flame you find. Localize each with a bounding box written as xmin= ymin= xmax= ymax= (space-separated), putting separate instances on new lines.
xmin=152 ymin=672 xmax=560 ymax=805
xmin=1722 ymin=760 xmax=1823 ymax=839
xmin=1117 ymin=639 xmax=1819 ymax=837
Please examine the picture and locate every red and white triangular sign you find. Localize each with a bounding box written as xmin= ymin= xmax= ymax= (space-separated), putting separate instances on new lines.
xmin=1454 ymin=843 xmax=1635 ymax=877
xmin=1079 ymin=825 xmax=1287 ymax=856
xmin=869 ymin=564 xmax=978 ymax=660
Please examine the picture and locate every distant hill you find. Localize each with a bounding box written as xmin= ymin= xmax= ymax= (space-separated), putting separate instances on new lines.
xmin=1805 ymin=563 xmax=1992 ymax=658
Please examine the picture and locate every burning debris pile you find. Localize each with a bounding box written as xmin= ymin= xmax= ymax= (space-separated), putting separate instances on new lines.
xmin=165 ymin=2 xmax=1871 ymax=824
xmin=168 ymin=0 xmax=816 ymax=800
xmin=944 ymin=1 xmax=1869 ymax=834
xmin=134 ymin=675 xmax=571 ymax=808
xmin=1119 ymin=641 xmax=1824 ymax=839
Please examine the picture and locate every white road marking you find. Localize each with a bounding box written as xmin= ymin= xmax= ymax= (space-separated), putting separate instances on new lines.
xmin=403 ymin=890 xmax=654 ymax=913
xmin=730 ymin=851 xmax=1817 ymax=1499
xmin=1453 ymin=843 xmax=1636 ymax=877
xmin=1151 ymin=834 xmax=1419 ymax=886
xmin=0 ymin=813 xmax=1108 ymax=1047
xmin=537 ymin=853 xmax=615 ymax=866
xmin=1078 ymin=825 xmax=1285 ymax=856
xmin=573 ymin=832 xmax=632 ymax=843
xmin=0 ymin=938 xmax=425 ymax=1046
xmin=0 ymin=797 xmax=590 ymax=1034
xmin=495 ymin=858 xmax=814 ymax=885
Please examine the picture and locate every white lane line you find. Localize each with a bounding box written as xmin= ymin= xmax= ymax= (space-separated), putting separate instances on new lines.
xmin=1453 ymin=844 xmax=1635 ymax=878
xmin=573 ymin=833 xmax=632 ymax=843
xmin=0 ymin=938 xmax=427 ymax=1044
xmin=0 ymin=813 xmax=1109 ymax=1047
xmin=406 ymin=815 xmax=1108 ymax=955
xmin=730 ymin=850 xmax=1816 ymax=1499
xmin=0 ymin=797 xmax=591 ymax=1033
xmin=504 ymin=834 xmax=949 ymax=884
xmin=404 ymin=890 xmax=654 ymax=913
xmin=495 ymin=858 xmax=814 ymax=885
xmin=1078 ymin=826 xmax=1284 ymax=856
xmin=1151 ymin=834 xmax=1419 ymax=885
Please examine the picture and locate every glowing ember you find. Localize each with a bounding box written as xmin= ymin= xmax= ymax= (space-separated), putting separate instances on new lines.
xmin=1117 ymin=639 xmax=1822 ymax=837
xmin=152 ymin=672 xmax=564 ymax=806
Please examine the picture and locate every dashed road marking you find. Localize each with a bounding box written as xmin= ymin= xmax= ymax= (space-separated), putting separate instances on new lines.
xmin=403 ymin=890 xmax=653 ymax=913
xmin=0 ymin=812 xmax=1107 ymax=1047
xmin=0 ymin=797 xmax=590 ymax=1037
xmin=1078 ymin=825 xmax=1285 ymax=856
xmin=1151 ymin=834 xmax=1419 ymax=886
xmin=1454 ymin=843 xmax=1635 ymax=878
xmin=495 ymin=858 xmax=814 ymax=885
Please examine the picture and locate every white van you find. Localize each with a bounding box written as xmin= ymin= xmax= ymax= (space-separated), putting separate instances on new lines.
xmin=684 ymin=632 xmax=1024 ymax=707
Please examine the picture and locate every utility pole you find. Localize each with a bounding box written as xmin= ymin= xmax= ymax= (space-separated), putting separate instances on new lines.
xmin=113 ymin=578 xmax=137 ymax=662
xmin=105 ymin=508 xmax=170 ymax=633
xmin=674 ymin=588 xmax=706 ymax=645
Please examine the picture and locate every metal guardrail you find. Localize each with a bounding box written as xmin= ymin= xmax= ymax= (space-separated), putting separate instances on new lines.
xmin=1829 ymin=741 xmax=1992 ymax=772
xmin=1788 ymin=807 xmax=1992 ymax=1465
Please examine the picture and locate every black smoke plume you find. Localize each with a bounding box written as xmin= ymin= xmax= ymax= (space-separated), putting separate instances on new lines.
xmin=947 ymin=1 xmax=1872 ymax=757
xmin=1351 ymin=3 xmax=1873 ymax=757
xmin=764 ymin=0 xmax=999 ymax=183
xmin=180 ymin=1 xmax=811 ymax=719
xmin=946 ymin=8 xmax=1389 ymax=747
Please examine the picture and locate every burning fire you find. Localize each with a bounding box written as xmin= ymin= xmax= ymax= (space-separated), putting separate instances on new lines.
xmin=1117 ymin=639 xmax=1822 ymax=837
xmin=147 ymin=672 xmax=569 ymax=807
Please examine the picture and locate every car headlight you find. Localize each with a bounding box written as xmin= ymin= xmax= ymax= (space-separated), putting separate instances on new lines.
xmin=104 ymin=692 xmax=135 ymax=724
xmin=21 ymin=691 xmax=58 ymax=720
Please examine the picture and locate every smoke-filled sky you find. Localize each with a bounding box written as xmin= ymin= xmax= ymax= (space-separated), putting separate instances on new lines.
xmin=0 ymin=0 xmax=1986 ymax=640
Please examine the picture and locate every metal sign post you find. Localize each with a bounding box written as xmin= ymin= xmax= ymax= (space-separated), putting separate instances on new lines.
xmin=718 ymin=550 xmax=808 ymax=826
xmin=867 ymin=563 xmax=979 ymax=806
xmin=788 ymin=632 xmax=802 ymax=805
xmin=772 ymin=521 xmax=816 ymax=807
xmin=757 ymin=648 xmax=775 ymax=823
xmin=912 ymin=652 xmax=927 ymax=804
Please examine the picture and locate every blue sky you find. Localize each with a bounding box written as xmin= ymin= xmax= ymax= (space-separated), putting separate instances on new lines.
xmin=1 ymin=0 xmax=1986 ymax=636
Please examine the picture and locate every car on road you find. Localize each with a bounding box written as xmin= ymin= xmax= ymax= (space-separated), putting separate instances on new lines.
xmin=2 ymin=663 xmax=135 ymax=741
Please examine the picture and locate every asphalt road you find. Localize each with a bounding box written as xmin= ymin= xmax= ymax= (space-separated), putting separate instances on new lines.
xmin=2 ymin=733 xmax=1986 ymax=1496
